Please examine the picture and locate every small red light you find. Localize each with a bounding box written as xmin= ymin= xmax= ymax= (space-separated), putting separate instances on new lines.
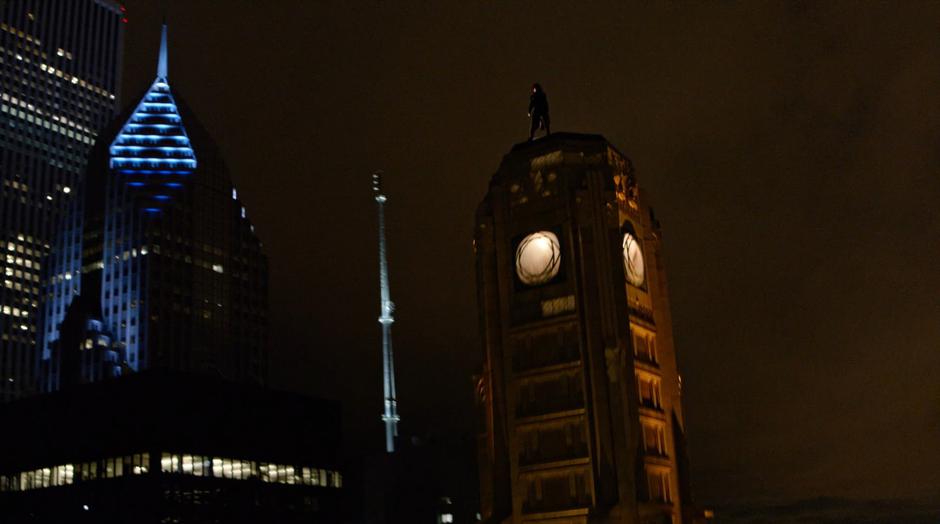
xmin=122 ymin=17 xmax=128 ymax=23
xmin=120 ymin=5 xmax=126 ymax=11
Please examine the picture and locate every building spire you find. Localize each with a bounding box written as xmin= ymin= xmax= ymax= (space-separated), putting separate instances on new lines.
xmin=157 ymin=23 xmax=168 ymax=80
xmin=373 ymin=171 xmax=400 ymax=453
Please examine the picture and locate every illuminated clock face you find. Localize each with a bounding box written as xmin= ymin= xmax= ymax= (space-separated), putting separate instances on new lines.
xmin=622 ymin=232 xmax=645 ymax=287
xmin=515 ymin=231 xmax=561 ymax=286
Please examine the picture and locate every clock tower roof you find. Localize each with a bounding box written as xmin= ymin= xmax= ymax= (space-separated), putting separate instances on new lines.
xmin=509 ymin=132 xmax=607 ymax=153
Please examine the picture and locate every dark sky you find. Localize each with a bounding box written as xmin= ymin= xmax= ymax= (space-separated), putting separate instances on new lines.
xmin=121 ymin=1 xmax=939 ymax=509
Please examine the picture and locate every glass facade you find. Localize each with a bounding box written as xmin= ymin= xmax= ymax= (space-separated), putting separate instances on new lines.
xmin=0 ymin=0 xmax=124 ymax=401
xmin=39 ymin=25 xmax=267 ymax=390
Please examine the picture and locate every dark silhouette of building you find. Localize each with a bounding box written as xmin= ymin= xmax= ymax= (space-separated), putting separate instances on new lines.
xmin=0 ymin=370 xmax=343 ymax=523
xmin=474 ymin=133 xmax=705 ymax=523
xmin=0 ymin=0 xmax=125 ymax=402
xmin=346 ymin=434 xmax=481 ymax=524
xmin=38 ymin=25 xmax=267 ymax=391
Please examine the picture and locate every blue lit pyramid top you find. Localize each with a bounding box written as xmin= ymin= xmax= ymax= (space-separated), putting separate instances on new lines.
xmin=109 ymin=25 xmax=195 ymax=211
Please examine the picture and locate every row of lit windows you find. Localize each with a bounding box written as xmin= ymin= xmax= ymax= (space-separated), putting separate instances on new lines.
xmin=159 ymin=453 xmax=342 ymax=488
xmin=4 ymin=268 xmax=39 ymax=282
xmin=142 ymin=232 xmax=263 ymax=262
xmin=0 ymin=454 xmax=149 ymax=492
xmin=3 ymin=179 xmax=28 ymax=192
xmin=100 ymin=244 xmax=227 ymax=277
xmin=1 ymin=187 xmax=72 ymax=206
xmin=5 ymin=192 xmax=45 ymax=213
xmin=1 ymin=102 xmax=95 ymax=145
xmin=0 ymin=33 xmax=117 ymax=100
xmin=0 ymin=319 xmax=32 ymax=332
xmin=1 ymin=91 xmax=97 ymax=136
xmin=0 ymin=110 xmax=93 ymax=166
xmin=1 ymin=305 xmax=30 ymax=318
xmin=2 ymin=279 xmax=39 ymax=295
xmin=0 ymin=453 xmax=341 ymax=492
xmin=1 ymin=297 xmax=36 ymax=310
xmin=1 ymin=179 xmax=72 ymax=200
xmin=0 ymin=129 xmax=85 ymax=172
xmin=5 ymin=255 xmax=41 ymax=271
xmin=3 ymin=238 xmax=46 ymax=258
xmin=82 ymin=335 xmax=113 ymax=351
xmin=0 ymin=22 xmax=40 ymax=46
xmin=0 ymin=82 xmax=106 ymax=149
xmin=0 ymin=333 xmax=35 ymax=345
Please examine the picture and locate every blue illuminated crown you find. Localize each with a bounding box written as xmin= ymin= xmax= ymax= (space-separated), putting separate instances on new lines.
xmin=108 ymin=25 xmax=195 ymax=211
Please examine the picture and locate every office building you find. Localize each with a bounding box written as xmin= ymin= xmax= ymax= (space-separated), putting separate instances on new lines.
xmin=0 ymin=26 xmax=332 ymax=524
xmin=0 ymin=0 xmax=124 ymax=401
xmin=39 ymin=25 xmax=267 ymax=390
xmin=0 ymin=370 xmax=343 ymax=523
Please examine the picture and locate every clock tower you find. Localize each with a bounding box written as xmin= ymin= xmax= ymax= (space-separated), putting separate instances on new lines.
xmin=474 ymin=133 xmax=698 ymax=524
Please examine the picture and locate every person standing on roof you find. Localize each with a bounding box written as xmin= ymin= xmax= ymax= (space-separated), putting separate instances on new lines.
xmin=528 ymin=83 xmax=550 ymax=141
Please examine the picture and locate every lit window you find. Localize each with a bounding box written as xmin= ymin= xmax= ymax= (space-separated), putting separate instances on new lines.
xmin=441 ymin=514 xmax=454 ymax=523
xmin=642 ymin=420 xmax=667 ymax=456
xmin=632 ymin=328 xmax=657 ymax=364
xmin=161 ymin=453 xmax=179 ymax=473
xmin=647 ymin=469 xmax=671 ymax=503
xmin=637 ymin=373 xmax=662 ymax=409
xmin=212 ymin=264 xmax=223 ymax=274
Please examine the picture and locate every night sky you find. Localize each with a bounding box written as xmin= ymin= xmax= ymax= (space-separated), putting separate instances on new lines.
xmin=121 ymin=1 xmax=939 ymax=512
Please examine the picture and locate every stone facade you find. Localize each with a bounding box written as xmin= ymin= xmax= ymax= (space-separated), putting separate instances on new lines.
xmin=474 ymin=133 xmax=695 ymax=524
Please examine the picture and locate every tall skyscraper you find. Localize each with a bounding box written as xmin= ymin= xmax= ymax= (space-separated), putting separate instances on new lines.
xmin=0 ymin=26 xmax=336 ymax=523
xmin=474 ymin=133 xmax=700 ymax=523
xmin=39 ymin=25 xmax=268 ymax=390
xmin=0 ymin=0 xmax=125 ymax=401
xmin=373 ymin=172 xmax=400 ymax=453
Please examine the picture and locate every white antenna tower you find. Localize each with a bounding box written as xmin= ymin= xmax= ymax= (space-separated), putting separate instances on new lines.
xmin=373 ymin=171 xmax=400 ymax=453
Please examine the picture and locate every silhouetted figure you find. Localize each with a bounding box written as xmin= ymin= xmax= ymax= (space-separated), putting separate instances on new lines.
xmin=528 ymin=83 xmax=550 ymax=140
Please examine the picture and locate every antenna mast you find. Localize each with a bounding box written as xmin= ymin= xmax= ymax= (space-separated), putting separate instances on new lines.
xmin=373 ymin=171 xmax=400 ymax=453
